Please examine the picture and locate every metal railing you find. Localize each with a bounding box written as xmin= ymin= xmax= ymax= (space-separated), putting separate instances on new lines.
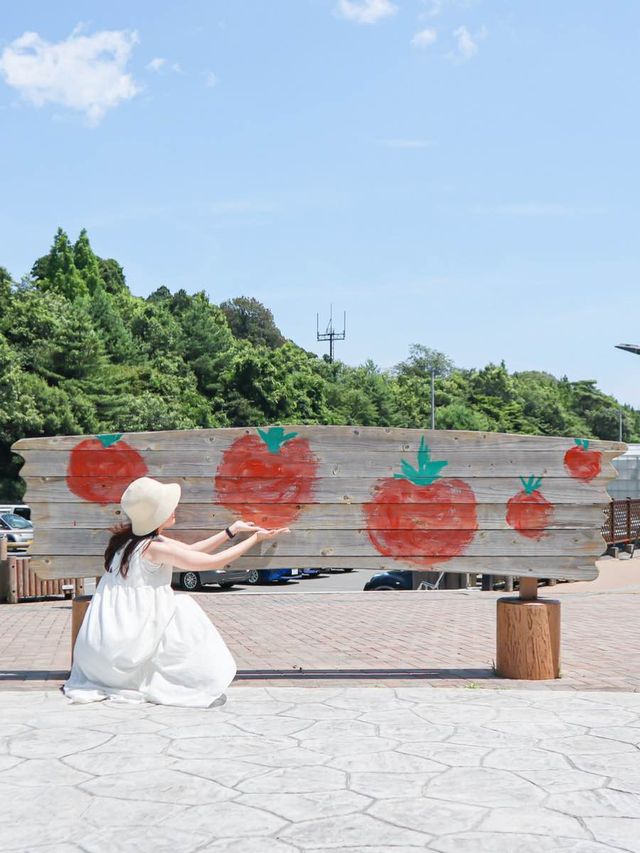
xmin=602 ymin=499 xmax=640 ymax=545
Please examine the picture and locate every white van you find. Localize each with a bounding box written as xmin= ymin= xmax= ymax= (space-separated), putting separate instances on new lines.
xmin=0 ymin=504 xmax=31 ymax=521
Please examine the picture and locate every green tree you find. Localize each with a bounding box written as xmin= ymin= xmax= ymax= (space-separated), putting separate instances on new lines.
xmin=394 ymin=345 xmax=455 ymax=379
xmin=220 ymin=296 xmax=286 ymax=349
xmin=0 ymin=266 xmax=12 ymax=305
xmin=31 ymin=227 xmax=88 ymax=300
xmin=49 ymin=304 xmax=105 ymax=380
xmin=98 ymin=258 xmax=128 ymax=295
xmin=89 ymin=283 xmax=137 ymax=363
xmin=73 ymin=228 xmax=102 ymax=295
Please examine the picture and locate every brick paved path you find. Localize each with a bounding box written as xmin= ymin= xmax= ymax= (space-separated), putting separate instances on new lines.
xmin=1 ymin=589 xmax=638 ymax=692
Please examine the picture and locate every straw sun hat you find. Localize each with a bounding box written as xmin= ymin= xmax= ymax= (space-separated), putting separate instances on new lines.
xmin=121 ymin=477 xmax=181 ymax=536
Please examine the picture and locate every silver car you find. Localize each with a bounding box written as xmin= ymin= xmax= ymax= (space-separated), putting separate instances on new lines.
xmin=172 ymin=568 xmax=252 ymax=592
xmin=0 ymin=512 xmax=33 ymax=553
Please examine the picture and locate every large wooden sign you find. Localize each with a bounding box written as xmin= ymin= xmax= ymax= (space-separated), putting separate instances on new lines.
xmin=12 ymin=426 xmax=624 ymax=581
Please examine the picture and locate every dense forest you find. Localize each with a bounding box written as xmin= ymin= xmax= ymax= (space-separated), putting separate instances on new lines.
xmin=1 ymin=228 xmax=637 ymax=501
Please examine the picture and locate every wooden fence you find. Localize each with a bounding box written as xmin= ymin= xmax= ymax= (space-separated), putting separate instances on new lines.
xmin=602 ymin=498 xmax=640 ymax=545
xmin=0 ymin=541 xmax=84 ymax=603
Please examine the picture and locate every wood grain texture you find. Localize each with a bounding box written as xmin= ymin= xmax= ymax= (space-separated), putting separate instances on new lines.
xmin=12 ymin=426 xmax=626 ymax=454
xmin=496 ymin=598 xmax=561 ymax=679
xmin=18 ymin=448 xmax=622 ymax=479
xmin=19 ymin=476 xmax=616 ymax=504
xmin=29 ymin=501 xmax=607 ymax=531
xmin=12 ymin=425 xmax=623 ymax=581
xmin=30 ymin=527 xmax=605 ymax=558
xmin=30 ymin=555 xmax=599 ymax=581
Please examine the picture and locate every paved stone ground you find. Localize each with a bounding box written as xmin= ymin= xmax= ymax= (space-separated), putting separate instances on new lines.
xmin=1 ymin=686 xmax=639 ymax=852
xmin=1 ymin=588 xmax=639 ymax=691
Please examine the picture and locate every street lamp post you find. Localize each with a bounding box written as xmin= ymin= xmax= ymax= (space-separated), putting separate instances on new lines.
xmin=430 ymin=368 xmax=435 ymax=431
xmin=614 ymin=344 xmax=636 ymax=442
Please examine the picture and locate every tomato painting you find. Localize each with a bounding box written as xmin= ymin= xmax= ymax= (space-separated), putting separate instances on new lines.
xmin=364 ymin=437 xmax=478 ymax=568
xmin=564 ymin=439 xmax=602 ymax=482
xmin=506 ymin=475 xmax=553 ymax=539
xmin=215 ymin=427 xmax=318 ymax=526
xmin=67 ymin=434 xmax=148 ymax=504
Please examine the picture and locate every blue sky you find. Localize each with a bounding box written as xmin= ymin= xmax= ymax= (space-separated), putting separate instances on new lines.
xmin=1 ymin=1 xmax=639 ymax=404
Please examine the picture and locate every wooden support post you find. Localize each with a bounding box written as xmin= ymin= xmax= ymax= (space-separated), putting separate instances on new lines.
xmin=495 ymin=577 xmax=561 ymax=680
xmin=71 ymin=595 xmax=93 ymax=665
xmin=503 ymin=575 xmax=514 ymax=592
xmin=519 ymin=576 xmax=538 ymax=599
xmin=0 ymin=537 xmax=9 ymax=603
xmin=9 ymin=560 xmax=17 ymax=603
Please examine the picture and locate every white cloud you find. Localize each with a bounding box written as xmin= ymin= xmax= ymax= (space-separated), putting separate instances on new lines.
xmin=335 ymin=0 xmax=398 ymax=25
xmin=450 ymin=24 xmax=486 ymax=62
xmin=411 ymin=28 xmax=437 ymax=48
xmin=147 ymin=57 xmax=181 ymax=74
xmin=381 ymin=138 xmax=431 ymax=148
xmin=146 ymin=57 xmax=166 ymax=72
xmin=0 ymin=28 xmax=140 ymax=124
xmin=205 ymin=71 xmax=218 ymax=88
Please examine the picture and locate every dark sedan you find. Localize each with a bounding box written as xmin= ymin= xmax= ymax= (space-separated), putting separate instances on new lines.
xmin=363 ymin=571 xmax=413 ymax=591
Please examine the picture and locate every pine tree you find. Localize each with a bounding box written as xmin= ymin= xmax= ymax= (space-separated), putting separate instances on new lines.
xmin=73 ymin=228 xmax=102 ymax=295
xmin=31 ymin=228 xmax=88 ymax=301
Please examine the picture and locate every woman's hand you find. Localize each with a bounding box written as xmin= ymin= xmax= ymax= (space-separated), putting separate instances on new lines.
xmin=255 ymin=527 xmax=290 ymax=542
xmin=230 ymin=520 xmax=261 ymax=535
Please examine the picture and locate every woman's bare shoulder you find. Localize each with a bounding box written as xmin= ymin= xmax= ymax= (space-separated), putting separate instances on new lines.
xmin=146 ymin=537 xmax=179 ymax=561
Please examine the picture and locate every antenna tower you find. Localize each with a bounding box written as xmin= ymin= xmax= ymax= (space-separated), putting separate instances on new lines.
xmin=316 ymin=305 xmax=346 ymax=363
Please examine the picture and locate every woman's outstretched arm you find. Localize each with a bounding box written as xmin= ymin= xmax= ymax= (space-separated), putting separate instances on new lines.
xmin=148 ymin=529 xmax=288 ymax=572
xmin=188 ymin=521 xmax=260 ymax=553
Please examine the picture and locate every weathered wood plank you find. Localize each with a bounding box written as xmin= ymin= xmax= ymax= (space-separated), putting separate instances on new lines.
xmin=13 ymin=426 xmax=622 ymax=582
xmin=30 ymin=554 xmax=599 ymax=581
xmin=20 ymin=476 xmax=613 ymax=504
xmin=17 ymin=448 xmax=622 ymax=480
xmin=30 ymin=528 xmax=605 ymax=558
xmin=12 ymin=426 xmax=625 ymax=455
xmin=29 ymin=501 xmax=608 ymax=531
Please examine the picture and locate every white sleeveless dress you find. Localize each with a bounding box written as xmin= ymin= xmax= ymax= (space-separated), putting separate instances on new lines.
xmin=63 ymin=544 xmax=237 ymax=708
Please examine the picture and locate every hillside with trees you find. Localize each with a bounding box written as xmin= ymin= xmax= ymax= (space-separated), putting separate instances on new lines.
xmin=1 ymin=228 xmax=637 ymax=500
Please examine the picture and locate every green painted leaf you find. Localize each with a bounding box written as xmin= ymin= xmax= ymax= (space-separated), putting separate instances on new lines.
xmin=258 ymin=426 xmax=299 ymax=454
xmin=96 ymin=434 xmax=122 ymax=449
xmin=519 ymin=474 xmax=542 ymax=495
xmin=394 ymin=436 xmax=448 ymax=487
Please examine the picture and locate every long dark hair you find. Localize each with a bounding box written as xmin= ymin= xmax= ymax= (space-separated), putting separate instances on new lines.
xmin=104 ymin=524 xmax=159 ymax=579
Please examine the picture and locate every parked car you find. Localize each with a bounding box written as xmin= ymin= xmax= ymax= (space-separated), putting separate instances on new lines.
xmin=0 ymin=504 xmax=31 ymax=521
xmin=172 ymin=568 xmax=251 ymax=592
xmin=363 ymin=570 xmax=413 ymax=591
xmin=0 ymin=512 xmax=33 ymax=553
xmin=244 ymin=568 xmax=299 ymax=584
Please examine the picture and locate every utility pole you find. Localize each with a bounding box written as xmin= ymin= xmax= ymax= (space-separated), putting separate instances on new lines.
xmin=619 ymin=409 xmax=624 ymax=442
xmin=317 ymin=305 xmax=346 ymax=363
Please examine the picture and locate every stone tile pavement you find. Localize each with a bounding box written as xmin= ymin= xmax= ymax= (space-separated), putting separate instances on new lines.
xmin=1 ymin=686 xmax=640 ymax=852
xmin=1 ymin=589 xmax=639 ymax=691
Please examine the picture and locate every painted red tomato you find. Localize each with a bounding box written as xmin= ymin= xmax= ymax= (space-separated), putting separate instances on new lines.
xmin=564 ymin=439 xmax=602 ymax=482
xmin=67 ymin=434 xmax=148 ymax=505
xmin=364 ymin=437 xmax=478 ymax=568
xmin=506 ymin=475 xmax=553 ymax=539
xmin=215 ymin=427 xmax=318 ymax=526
